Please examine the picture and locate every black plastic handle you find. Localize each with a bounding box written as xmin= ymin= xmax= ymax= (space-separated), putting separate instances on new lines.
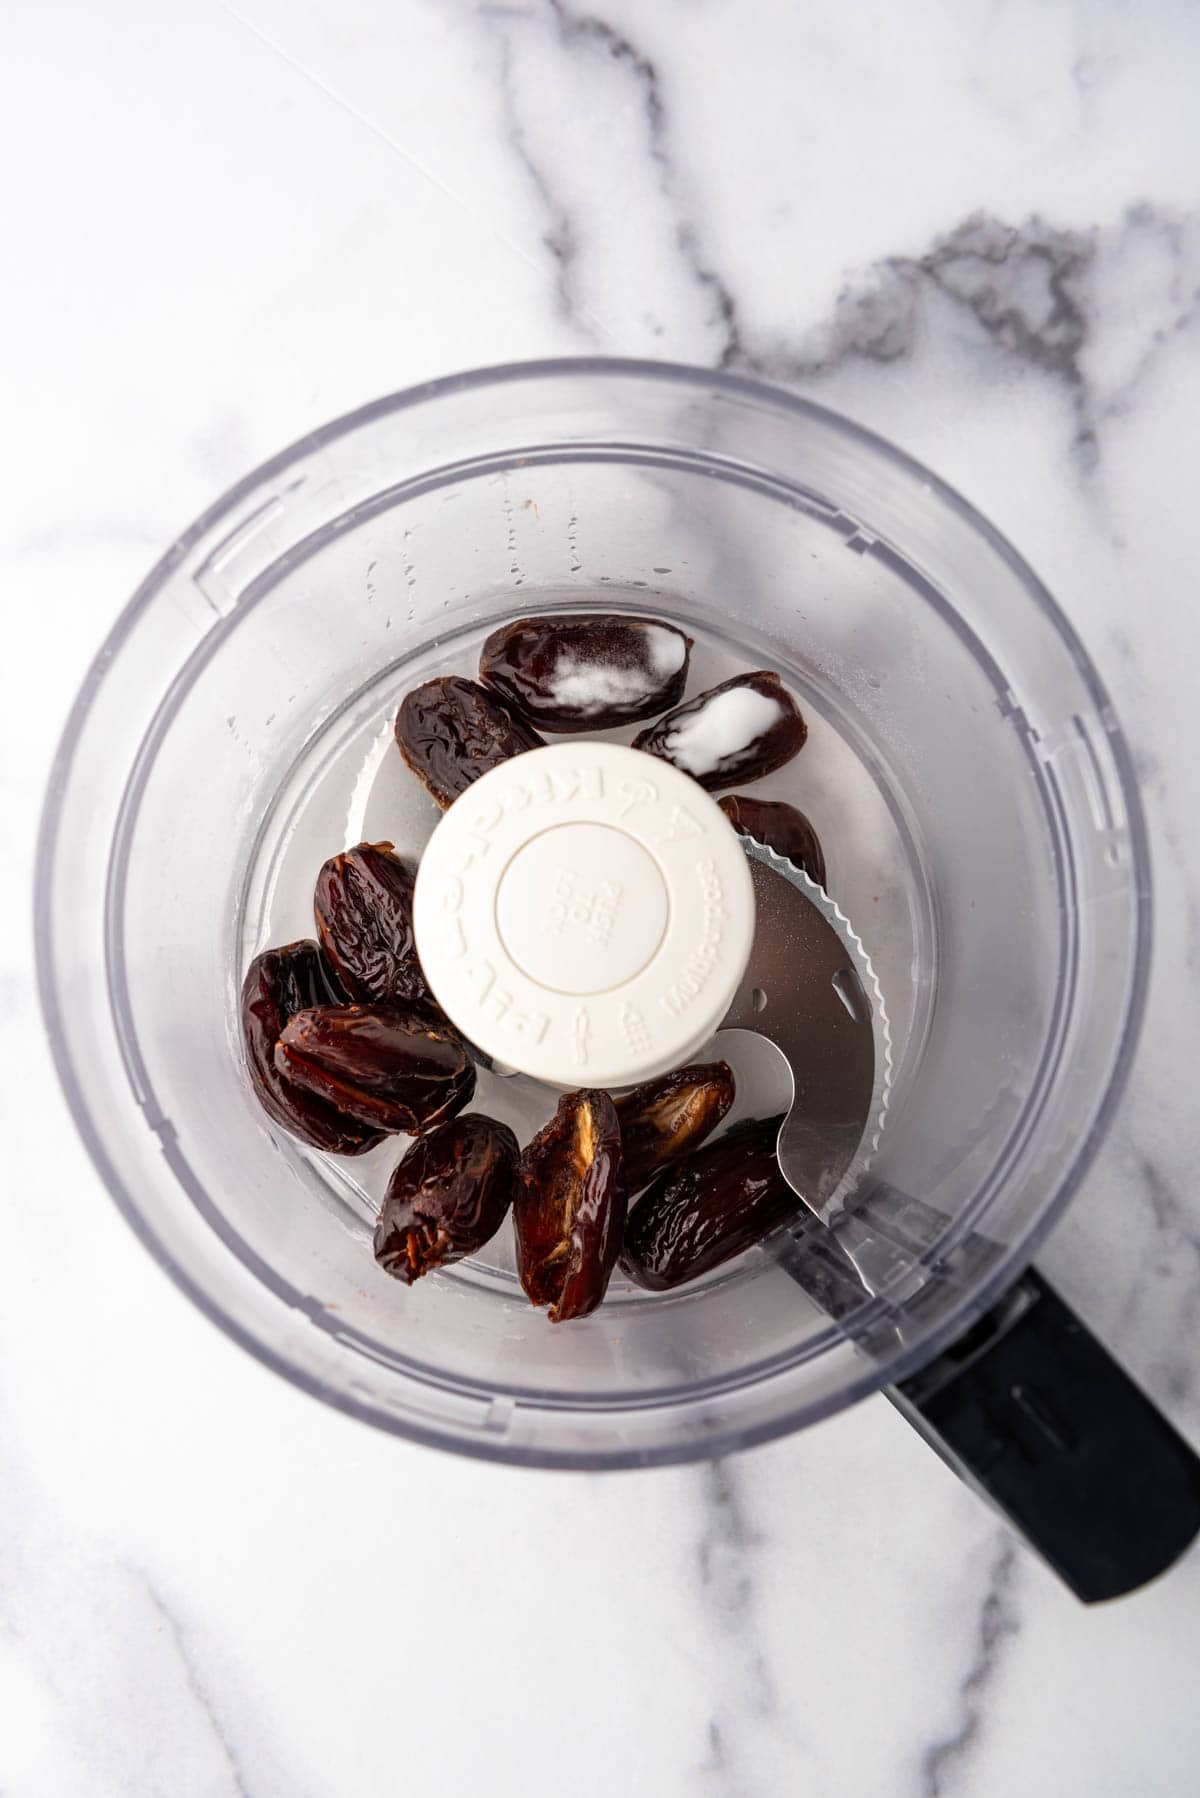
xmin=775 ymin=1202 xmax=1200 ymax=1602
xmin=889 ymin=1268 xmax=1200 ymax=1603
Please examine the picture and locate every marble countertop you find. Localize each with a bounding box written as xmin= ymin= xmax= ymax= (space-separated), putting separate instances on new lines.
xmin=5 ymin=2 xmax=1200 ymax=1792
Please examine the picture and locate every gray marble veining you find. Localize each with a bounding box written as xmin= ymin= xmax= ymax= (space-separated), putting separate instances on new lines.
xmin=5 ymin=1 xmax=1200 ymax=1793
xmin=918 ymin=1539 xmax=1022 ymax=1798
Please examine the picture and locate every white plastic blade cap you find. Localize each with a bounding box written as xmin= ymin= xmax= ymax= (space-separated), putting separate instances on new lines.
xmin=413 ymin=742 xmax=756 ymax=1089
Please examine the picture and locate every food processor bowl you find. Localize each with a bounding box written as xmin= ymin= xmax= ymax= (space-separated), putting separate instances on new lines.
xmin=36 ymin=360 xmax=1152 ymax=1474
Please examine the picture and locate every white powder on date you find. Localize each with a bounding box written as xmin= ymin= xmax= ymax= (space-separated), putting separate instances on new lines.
xmin=545 ymin=625 xmax=687 ymax=716
xmin=664 ymin=686 xmax=783 ymax=776
xmin=645 ymin=625 xmax=687 ymax=676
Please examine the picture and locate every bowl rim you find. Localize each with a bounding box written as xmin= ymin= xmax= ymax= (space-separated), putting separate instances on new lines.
xmin=34 ymin=355 xmax=1153 ymax=1467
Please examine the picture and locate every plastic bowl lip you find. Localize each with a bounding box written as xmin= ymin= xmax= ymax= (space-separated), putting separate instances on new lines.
xmin=34 ymin=356 xmax=1154 ymax=1468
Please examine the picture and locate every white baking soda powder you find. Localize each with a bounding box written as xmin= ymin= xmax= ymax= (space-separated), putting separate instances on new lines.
xmin=543 ymin=625 xmax=686 ymax=717
xmin=663 ymin=685 xmax=782 ymax=777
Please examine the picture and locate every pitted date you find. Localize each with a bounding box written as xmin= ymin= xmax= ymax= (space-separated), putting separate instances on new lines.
xmin=614 ymin=1061 xmax=735 ymax=1195
xmin=240 ymin=942 xmax=384 ymax=1155
xmin=374 ymin=1113 xmax=519 ymax=1284
xmin=719 ymin=794 xmax=826 ymax=887
xmin=478 ymin=613 xmax=692 ymax=731
xmin=620 ymin=1115 xmax=794 ymax=1290
xmin=395 ymin=676 xmax=544 ymax=809
xmin=514 ymin=1089 xmax=626 ymax=1322
xmin=275 ymin=1002 xmax=475 ymax=1134
xmin=314 ymin=839 xmax=438 ymax=1008
xmin=633 ymin=670 xmax=806 ymax=792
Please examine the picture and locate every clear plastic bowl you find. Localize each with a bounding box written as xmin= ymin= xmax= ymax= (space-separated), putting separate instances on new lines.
xmin=36 ymin=360 xmax=1150 ymax=1467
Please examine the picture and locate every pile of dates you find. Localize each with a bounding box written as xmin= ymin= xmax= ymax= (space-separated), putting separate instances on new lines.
xmin=242 ymin=613 xmax=822 ymax=1321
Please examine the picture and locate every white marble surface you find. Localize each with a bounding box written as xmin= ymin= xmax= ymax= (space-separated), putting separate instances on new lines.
xmin=4 ymin=1 xmax=1200 ymax=1792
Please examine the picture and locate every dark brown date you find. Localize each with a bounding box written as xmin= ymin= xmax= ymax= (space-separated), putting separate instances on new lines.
xmin=374 ymin=1113 xmax=519 ymax=1284
xmin=718 ymin=794 xmax=826 ymax=887
xmin=240 ymin=942 xmax=384 ymax=1155
xmin=614 ymin=1061 xmax=735 ymax=1195
xmin=394 ymin=676 xmax=544 ymax=809
xmin=620 ymin=1115 xmax=794 ymax=1290
xmin=275 ymin=1003 xmax=475 ymax=1134
xmin=314 ymin=839 xmax=438 ymax=1008
xmin=514 ymin=1089 xmax=626 ymax=1323
xmin=478 ymin=613 xmax=692 ymax=731
xmin=632 ymin=671 xmax=806 ymax=792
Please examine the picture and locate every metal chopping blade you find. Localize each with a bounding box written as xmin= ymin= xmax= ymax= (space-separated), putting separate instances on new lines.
xmin=716 ymin=840 xmax=893 ymax=1214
